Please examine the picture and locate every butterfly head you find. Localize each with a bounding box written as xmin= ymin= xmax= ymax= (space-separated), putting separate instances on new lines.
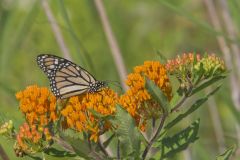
xmin=89 ymin=81 xmax=107 ymax=93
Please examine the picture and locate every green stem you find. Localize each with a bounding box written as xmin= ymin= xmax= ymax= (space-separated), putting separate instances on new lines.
xmin=117 ymin=138 xmax=120 ymax=160
xmin=142 ymin=114 xmax=167 ymax=160
xmin=42 ymin=152 xmax=45 ymax=160
xmin=170 ymin=77 xmax=194 ymax=113
xmin=170 ymin=95 xmax=188 ymax=113
xmin=97 ymin=139 xmax=109 ymax=157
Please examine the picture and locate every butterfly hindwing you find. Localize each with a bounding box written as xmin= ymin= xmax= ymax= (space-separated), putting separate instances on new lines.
xmin=37 ymin=54 xmax=98 ymax=99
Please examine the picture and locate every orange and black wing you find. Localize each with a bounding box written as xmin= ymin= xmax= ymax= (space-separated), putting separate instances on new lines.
xmin=37 ymin=54 xmax=96 ymax=99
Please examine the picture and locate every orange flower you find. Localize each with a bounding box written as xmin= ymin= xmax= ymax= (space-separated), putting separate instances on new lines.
xmin=61 ymin=88 xmax=118 ymax=142
xmin=166 ymin=53 xmax=226 ymax=89
xmin=166 ymin=53 xmax=201 ymax=73
xmin=119 ymin=61 xmax=172 ymax=131
xmin=16 ymin=85 xmax=58 ymax=126
xmin=14 ymin=123 xmax=52 ymax=155
xmin=88 ymin=125 xmax=100 ymax=142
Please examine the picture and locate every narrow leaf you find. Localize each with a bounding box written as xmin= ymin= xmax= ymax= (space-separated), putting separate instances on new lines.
xmin=165 ymin=86 xmax=220 ymax=130
xmin=216 ymin=146 xmax=235 ymax=160
xmin=114 ymin=105 xmax=135 ymax=137
xmin=44 ymin=147 xmax=75 ymax=158
xmin=158 ymin=119 xmax=200 ymax=159
xmin=191 ymin=75 xmax=225 ymax=95
xmin=170 ymin=92 xmax=182 ymax=107
xmin=145 ymin=78 xmax=170 ymax=113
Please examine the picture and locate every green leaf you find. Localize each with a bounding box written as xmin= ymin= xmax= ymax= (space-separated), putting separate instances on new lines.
xmin=129 ymin=127 xmax=141 ymax=158
xmin=44 ymin=146 xmax=75 ymax=158
xmin=193 ymin=62 xmax=204 ymax=85
xmin=216 ymin=146 xmax=235 ymax=160
xmin=169 ymin=92 xmax=182 ymax=108
xmin=27 ymin=154 xmax=43 ymax=160
xmin=145 ymin=77 xmax=170 ymax=113
xmin=111 ymin=104 xmax=141 ymax=158
xmin=88 ymin=109 xmax=114 ymax=121
xmin=59 ymin=133 xmax=91 ymax=159
xmin=158 ymin=119 xmax=200 ymax=159
xmin=165 ymin=86 xmax=220 ymax=130
xmin=114 ymin=105 xmax=135 ymax=137
xmin=44 ymin=153 xmax=76 ymax=160
xmin=67 ymin=139 xmax=91 ymax=159
xmin=59 ymin=128 xmax=82 ymax=139
xmin=193 ymin=52 xmax=198 ymax=65
xmin=102 ymin=133 xmax=116 ymax=150
xmin=191 ymin=75 xmax=225 ymax=95
xmin=212 ymin=64 xmax=222 ymax=76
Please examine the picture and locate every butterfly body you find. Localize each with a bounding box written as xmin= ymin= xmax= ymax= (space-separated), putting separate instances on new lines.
xmin=37 ymin=54 xmax=106 ymax=99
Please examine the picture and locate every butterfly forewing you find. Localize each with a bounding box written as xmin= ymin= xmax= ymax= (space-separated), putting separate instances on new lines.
xmin=37 ymin=54 xmax=98 ymax=99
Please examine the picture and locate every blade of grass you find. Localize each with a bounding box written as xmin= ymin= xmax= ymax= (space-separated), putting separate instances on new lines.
xmin=0 ymin=144 xmax=9 ymax=160
xmin=57 ymin=0 xmax=96 ymax=74
xmin=0 ymin=2 xmax=39 ymax=78
xmin=94 ymin=0 xmax=128 ymax=90
xmin=41 ymin=0 xmax=71 ymax=60
xmin=165 ymin=86 xmax=221 ymax=130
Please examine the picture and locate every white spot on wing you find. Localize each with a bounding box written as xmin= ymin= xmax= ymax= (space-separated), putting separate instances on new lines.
xmin=49 ymin=65 xmax=55 ymax=69
xmin=54 ymin=59 xmax=58 ymax=64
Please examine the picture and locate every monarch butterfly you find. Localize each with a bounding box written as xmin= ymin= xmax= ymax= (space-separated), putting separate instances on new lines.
xmin=36 ymin=54 xmax=106 ymax=99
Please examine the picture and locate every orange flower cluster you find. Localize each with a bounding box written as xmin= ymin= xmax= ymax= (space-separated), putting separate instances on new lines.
xmin=165 ymin=53 xmax=226 ymax=95
xmin=16 ymin=85 xmax=57 ymax=126
xmin=166 ymin=53 xmax=226 ymax=80
xmin=15 ymin=123 xmax=51 ymax=156
xmin=119 ymin=61 xmax=172 ymax=130
xmin=166 ymin=53 xmax=201 ymax=73
xmin=61 ymin=88 xmax=118 ymax=142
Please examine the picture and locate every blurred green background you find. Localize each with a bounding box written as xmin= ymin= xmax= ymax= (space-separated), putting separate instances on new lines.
xmin=0 ymin=0 xmax=239 ymax=159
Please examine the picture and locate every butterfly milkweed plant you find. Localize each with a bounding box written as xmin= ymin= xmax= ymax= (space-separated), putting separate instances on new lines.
xmin=0 ymin=53 xmax=231 ymax=159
